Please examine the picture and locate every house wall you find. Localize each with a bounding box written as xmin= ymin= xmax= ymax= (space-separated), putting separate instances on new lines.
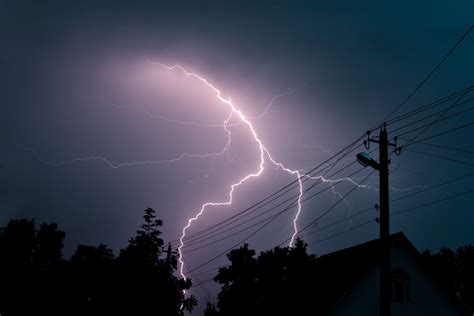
xmin=328 ymin=245 xmax=464 ymax=316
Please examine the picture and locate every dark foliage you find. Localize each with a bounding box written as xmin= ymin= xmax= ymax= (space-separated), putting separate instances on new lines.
xmin=422 ymin=246 xmax=474 ymax=313
xmin=206 ymin=238 xmax=315 ymax=315
xmin=207 ymin=236 xmax=474 ymax=315
xmin=0 ymin=208 xmax=196 ymax=316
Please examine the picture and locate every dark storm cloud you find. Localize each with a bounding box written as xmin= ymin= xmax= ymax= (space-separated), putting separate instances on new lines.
xmin=1 ymin=1 xmax=473 ymax=313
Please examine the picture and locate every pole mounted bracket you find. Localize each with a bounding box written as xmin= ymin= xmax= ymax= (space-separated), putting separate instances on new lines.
xmin=367 ymin=124 xmax=398 ymax=148
xmin=393 ymin=136 xmax=403 ymax=156
xmin=364 ymin=130 xmax=371 ymax=149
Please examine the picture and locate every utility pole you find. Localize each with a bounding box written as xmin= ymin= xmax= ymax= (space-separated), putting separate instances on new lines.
xmin=378 ymin=124 xmax=391 ymax=316
xmin=163 ymin=242 xmax=178 ymax=266
xmin=357 ymin=123 xmax=400 ymax=316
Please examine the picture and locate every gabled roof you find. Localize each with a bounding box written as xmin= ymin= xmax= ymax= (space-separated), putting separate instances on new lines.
xmin=298 ymin=232 xmax=469 ymax=315
xmin=312 ymin=231 xmax=416 ymax=263
xmin=299 ymin=233 xmax=409 ymax=314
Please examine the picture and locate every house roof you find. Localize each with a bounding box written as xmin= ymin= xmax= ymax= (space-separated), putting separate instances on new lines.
xmin=298 ymin=232 xmax=469 ymax=315
xmin=312 ymin=231 xmax=416 ymax=263
xmin=298 ymin=233 xmax=408 ymax=314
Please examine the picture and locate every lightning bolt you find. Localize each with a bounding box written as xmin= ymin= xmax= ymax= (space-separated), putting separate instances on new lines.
xmin=28 ymin=61 xmax=422 ymax=291
xmin=88 ymin=84 xmax=295 ymax=129
xmin=30 ymin=81 xmax=296 ymax=173
xmin=246 ymin=87 xmax=299 ymax=120
xmin=148 ymin=63 xmax=306 ymax=282
xmin=25 ymin=110 xmax=235 ymax=168
xmin=152 ymin=64 xmax=422 ymax=284
xmin=27 ymin=145 xmax=232 ymax=168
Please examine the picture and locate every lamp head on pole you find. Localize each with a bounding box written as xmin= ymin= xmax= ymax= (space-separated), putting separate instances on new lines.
xmin=357 ymin=152 xmax=380 ymax=170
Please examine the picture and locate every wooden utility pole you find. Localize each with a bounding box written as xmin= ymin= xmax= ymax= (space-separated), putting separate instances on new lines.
xmin=364 ymin=123 xmax=400 ymax=316
xmin=164 ymin=242 xmax=178 ymax=266
xmin=378 ymin=124 xmax=391 ymax=316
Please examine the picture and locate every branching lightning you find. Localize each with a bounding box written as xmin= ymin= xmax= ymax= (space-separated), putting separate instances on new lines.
xmin=28 ymin=144 xmax=232 ymax=168
xmin=148 ymin=63 xmax=306 ymax=281
xmin=150 ymin=64 xmax=423 ymax=282
xmin=29 ymin=62 xmax=422 ymax=289
xmin=92 ymin=85 xmax=295 ymax=128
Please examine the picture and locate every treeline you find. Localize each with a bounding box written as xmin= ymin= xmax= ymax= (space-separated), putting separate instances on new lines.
xmin=204 ymin=240 xmax=316 ymax=316
xmin=0 ymin=208 xmax=196 ymax=316
xmin=0 ymin=209 xmax=472 ymax=316
xmin=204 ymin=242 xmax=473 ymax=315
xmin=422 ymin=246 xmax=474 ymax=312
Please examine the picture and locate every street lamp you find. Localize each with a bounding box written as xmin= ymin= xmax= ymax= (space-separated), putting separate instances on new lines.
xmin=356 ymin=152 xmax=380 ymax=170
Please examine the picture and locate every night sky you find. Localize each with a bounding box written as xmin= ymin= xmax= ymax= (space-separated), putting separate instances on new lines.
xmin=1 ymin=1 xmax=473 ymax=312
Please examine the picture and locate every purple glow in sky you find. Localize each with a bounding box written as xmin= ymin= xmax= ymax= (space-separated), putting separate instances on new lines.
xmin=1 ymin=2 xmax=473 ymax=314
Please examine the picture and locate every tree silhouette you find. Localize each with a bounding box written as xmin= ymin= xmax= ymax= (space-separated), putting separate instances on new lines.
xmin=0 ymin=219 xmax=36 ymax=315
xmin=214 ymin=244 xmax=258 ymax=315
xmin=0 ymin=212 xmax=471 ymax=315
xmin=117 ymin=207 xmax=196 ymax=315
xmin=119 ymin=207 xmax=164 ymax=266
xmin=457 ymin=245 xmax=474 ymax=310
xmin=33 ymin=223 xmax=66 ymax=315
xmin=0 ymin=208 xmax=197 ymax=316
xmin=209 ymin=238 xmax=315 ymax=315
xmin=65 ymin=244 xmax=115 ymax=315
xmin=422 ymin=245 xmax=474 ymax=313
xmin=34 ymin=223 xmax=65 ymax=267
xmin=0 ymin=219 xmax=35 ymax=266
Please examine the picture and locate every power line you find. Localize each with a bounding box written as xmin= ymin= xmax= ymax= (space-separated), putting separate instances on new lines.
xmin=401 ymin=120 xmax=474 ymax=148
xmin=191 ymin=278 xmax=215 ymax=289
xmin=303 ymin=171 xmax=474 ymax=238
xmin=175 ymin=140 xmax=371 ymax=249
xmin=175 ymin=88 xmax=474 ymax=249
xmin=185 ymin=207 xmax=283 ymax=274
xmin=308 ymin=219 xmax=375 ymax=246
xmin=400 ymin=139 xmax=474 ymax=155
xmin=181 ymin=121 xmax=472 ymax=274
xmin=303 ymin=207 xmax=374 ymax=239
xmin=194 ymin=186 xmax=474 ymax=287
xmin=184 ymin=25 xmax=474 ymax=287
xmin=180 ymin=25 xmax=474 ymax=273
xmin=180 ymin=144 xmax=379 ymax=252
xmin=185 ymin=167 xmax=375 ymax=274
xmin=388 ymin=96 xmax=474 ymax=135
xmin=183 ymin=164 xmax=370 ymax=254
xmin=180 ymin=155 xmax=367 ymax=250
xmin=387 ymin=85 xmax=474 ymax=126
xmin=402 ymin=87 xmax=472 ymax=142
xmin=190 ymin=178 xmax=474 ymax=288
xmin=170 ymin=135 xmax=366 ymax=246
xmin=308 ymin=187 xmax=474 ymax=246
xmin=183 ymin=163 xmax=370 ymax=270
xmin=276 ymin=169 xmax=376 ymax=247
xmin=396 ymin=115 xmax=474 ymax=139
xmin=183 ymin=200 xmax=295 ymax=253
xmin=391 ymin=172 xmax=474 ymax=201
xmin=190 ymin=265 xmax=222 ymax=278
xmin=391 ymin=188 xmax=474 ymax=217
xmin=383 ymin=25 xmax=474 ymax=121
xmin=404 ymin=148 xmax=474 ymax=167
xmin=173 ymin=149 xmax=355 ymax=247
xmin=182 ymin=257 xmax=212 ymax=298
